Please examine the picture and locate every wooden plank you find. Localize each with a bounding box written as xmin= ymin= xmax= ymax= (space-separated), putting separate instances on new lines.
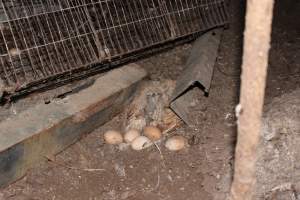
xmin=0 ymin=64 xmax=147 ymax=188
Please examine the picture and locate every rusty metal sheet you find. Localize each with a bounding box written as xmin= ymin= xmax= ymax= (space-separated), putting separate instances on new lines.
xmin=170 ymin=28 xmax=223 ymax=125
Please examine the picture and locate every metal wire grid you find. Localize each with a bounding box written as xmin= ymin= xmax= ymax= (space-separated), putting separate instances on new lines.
xmin=0 ymin=0 xmax=228 ymax=94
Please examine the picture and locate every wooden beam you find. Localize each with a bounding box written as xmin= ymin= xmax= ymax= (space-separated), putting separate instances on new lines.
xmin=230 ymin=1 xmax=275 ymax=200
xmin=0 ymin=64 xmax=147 ymax=188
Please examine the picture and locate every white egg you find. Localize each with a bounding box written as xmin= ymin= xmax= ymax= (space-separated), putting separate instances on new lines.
xmin=131 ymin=136 xmax=152 ymax=151
xmin=165 ymin=136 xmax=186 ymax=151
xmin=143 ymin=126 xmax=162 ymax=141
xmin=124 ymin=129 xmax=141 ymax=143
xmin=9 ymin=48 xmax=21 ymax=56
xmin=104 ymin=130 xmax=123 ymax=145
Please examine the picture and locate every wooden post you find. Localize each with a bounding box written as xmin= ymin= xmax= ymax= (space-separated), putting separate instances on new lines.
xmin=230 ymin=0 xmax=275 ymax=200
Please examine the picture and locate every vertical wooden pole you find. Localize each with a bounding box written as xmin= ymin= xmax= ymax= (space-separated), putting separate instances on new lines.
xmin=230 ymin=0 xmax=275 ymax=200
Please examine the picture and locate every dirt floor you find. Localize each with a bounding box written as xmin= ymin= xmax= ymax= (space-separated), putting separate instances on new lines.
xmin=0 ymin=0 xmax=299 ymax=200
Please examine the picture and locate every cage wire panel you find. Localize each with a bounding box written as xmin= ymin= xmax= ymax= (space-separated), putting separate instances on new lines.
xmin=0 ymin=0 xmax=229 ymax=96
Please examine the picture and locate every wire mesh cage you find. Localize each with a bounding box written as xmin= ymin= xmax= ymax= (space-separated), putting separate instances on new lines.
xmin=0 ymin=0 xmax=229 ymax=96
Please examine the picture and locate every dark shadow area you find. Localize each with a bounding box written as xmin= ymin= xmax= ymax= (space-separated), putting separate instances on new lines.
xmin=265 ymin=0 xmax=300 ymax=103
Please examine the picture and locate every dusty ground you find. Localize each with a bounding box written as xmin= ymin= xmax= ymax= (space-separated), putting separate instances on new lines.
xmin=256 ymin=89 xmax=300 ymax=200
xmin=0 ymin=0 xmax=299 ymax=200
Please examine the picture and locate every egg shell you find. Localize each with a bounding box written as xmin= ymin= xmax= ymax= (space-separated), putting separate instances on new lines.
xmin=165 ymin=136 xmax=186 ymax=151
xmin=124 ymin=129 xmax=141 ymax=143
xmin=104 ymin=130 xmax=123 ymax=145
xmin=9 ymin=48 xmax=21 ymax=56
xmin=131 ymin=136 xmax=152 ymax=151
xmin=143 ymin=126 xmax=162 ymax=141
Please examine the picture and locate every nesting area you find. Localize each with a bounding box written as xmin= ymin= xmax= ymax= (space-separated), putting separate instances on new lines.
xmin=0 ymin=0 xmax=299 ymax=199
xmin=0 ymin=0 xmax=228 ymax=96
